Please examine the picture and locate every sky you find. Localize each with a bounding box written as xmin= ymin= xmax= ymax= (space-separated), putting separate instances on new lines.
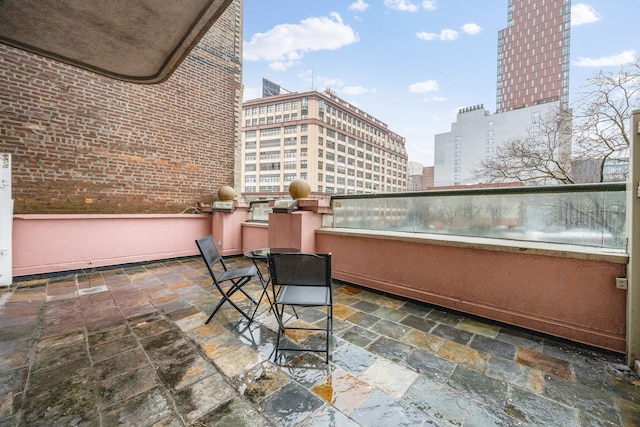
xmin=242 ymin=0 xmax=640 ymax=167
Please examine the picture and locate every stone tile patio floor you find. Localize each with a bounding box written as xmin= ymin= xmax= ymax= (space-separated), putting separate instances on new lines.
xmin=1 ymin=256 xmax=640 ymax=426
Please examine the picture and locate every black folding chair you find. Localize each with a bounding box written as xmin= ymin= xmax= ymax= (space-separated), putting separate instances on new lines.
xmin=195 ymin=235 xmax=259 ymax=324
xmin=267 ymin=252 xmax=332 ymax=363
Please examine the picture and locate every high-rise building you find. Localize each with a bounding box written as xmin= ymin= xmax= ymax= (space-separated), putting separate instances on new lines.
xmin=496 ymin=0 xmax=571 ymax=113
xmin=241 ymin=87 xmax=408 ymax=196
xmin=434 ymin=0 xmax=571 ymax=186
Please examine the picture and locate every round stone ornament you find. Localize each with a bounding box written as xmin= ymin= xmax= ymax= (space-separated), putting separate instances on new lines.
xmin=288 ymin=179 xmax=311 ymax=199
xmin=217 ymin=185 xmax=236 ymax=201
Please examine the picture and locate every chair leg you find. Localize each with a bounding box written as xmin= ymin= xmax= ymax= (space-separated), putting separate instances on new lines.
xmin=325 ymin=305 xmax=332 ymax=363
xmin=273 ymin=303 xmax=287 ymax=362
xmin=249 ymin=283 xmax=274 ymax=321
xmin=205 ymin=294 xmax=254 ymax=324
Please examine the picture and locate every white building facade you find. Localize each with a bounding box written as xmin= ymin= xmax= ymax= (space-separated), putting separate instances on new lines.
xmin=434 ymin=102 xmax=559 ymax=187
xmin=241 ymin=90 xmax=408 ymax=196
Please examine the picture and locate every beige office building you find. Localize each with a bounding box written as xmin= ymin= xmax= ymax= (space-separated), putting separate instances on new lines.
xmin=241 ymin=89 xmax=408 ymax=196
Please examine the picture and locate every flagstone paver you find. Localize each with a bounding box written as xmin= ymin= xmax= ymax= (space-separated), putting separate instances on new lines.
xmin=1 ymin=256 xmax=639 ymax=426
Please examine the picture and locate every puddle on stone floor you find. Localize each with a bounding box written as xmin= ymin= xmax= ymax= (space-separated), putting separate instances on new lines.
xmin=231 ymin=361 xmax=291 ymax=403
xmin=311 ymin=367 xmax=374 ymax=412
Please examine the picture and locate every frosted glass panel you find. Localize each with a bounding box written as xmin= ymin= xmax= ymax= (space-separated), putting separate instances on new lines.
xmin=331 ymin=184 xmax=626 ymax=249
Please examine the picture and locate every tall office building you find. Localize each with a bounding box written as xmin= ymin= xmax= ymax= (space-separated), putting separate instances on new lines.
xmin=241 ymin=86 xmax=408 ymax=196
xmin=434 ymin=0 xmax=571 ymax=186
xmin=496 ymin=0 xmax=571 ymax=113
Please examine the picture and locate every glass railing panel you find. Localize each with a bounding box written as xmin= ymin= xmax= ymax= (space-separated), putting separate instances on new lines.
xmin=329 ymin=183 xmax=627 ymax=249
xmin=249 ymin=200 xmax=272 ymax=222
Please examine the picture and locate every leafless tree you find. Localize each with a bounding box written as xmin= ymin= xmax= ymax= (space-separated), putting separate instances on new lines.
xmin=475 ymin=57 xmax=640 ymax=184
xmin=474 ymin=107 xmax=574 ymax=185
xmin=572 ymin=57 xmax=640 ymax=182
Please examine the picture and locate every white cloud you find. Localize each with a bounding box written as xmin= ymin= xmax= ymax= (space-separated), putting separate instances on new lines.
xmin=343 ymin=86 xmax=376 ymax=96
xmin=349 ymin=0 xmax=369 ymax=12
xmin=571 ymin=3 xmax=602 ymax=26
xmin=244 ymin=13 xmax=359 ymax=70
xmin=416 ymin=29 xmax=458 ymax=41
xmin=573 ymin=50 xmax=637 ymax=67
xmin=422 ymin=0 xmax=437 ymax=11
xmin=462 ymin=23 xmax=482 ymax=35
xmin=440 ymin=29 xmax=458 ymax=41
xmin=416 ymin=31 xmax=437 ymax=41
xmin=430 ymin=96 xmax=447 ymax=102
xmin=385 ymin=0 xmax=419 ymax=12
xmin=409 ymin=80 xmax=439 ymax=93
xmin=242 ymin=86 xmax=262 ymax=102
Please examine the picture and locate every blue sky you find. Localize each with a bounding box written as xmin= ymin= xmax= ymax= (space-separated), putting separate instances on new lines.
xmin=242 ymin=0 xmax=639 ymax=166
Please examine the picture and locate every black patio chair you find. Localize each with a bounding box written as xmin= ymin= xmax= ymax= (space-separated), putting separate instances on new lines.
xmin=267 ymin=252 xmax=332 ymax=363
xmin=195 ymin=235 xmax=259 ymax=324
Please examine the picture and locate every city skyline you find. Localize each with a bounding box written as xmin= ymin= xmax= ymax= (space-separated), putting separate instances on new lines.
xmin=242 ymin=0 xmax=639 ymax=167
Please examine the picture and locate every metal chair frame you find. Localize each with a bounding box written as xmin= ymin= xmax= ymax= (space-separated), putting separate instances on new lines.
xmin=267 ymin=252 xmax=332 ymax=363
xmin=195 ymin=235 xmax=259 ymax=324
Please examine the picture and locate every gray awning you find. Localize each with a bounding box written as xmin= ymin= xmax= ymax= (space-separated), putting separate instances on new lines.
xmin=0 ymin=0 xmax=234 ymax=83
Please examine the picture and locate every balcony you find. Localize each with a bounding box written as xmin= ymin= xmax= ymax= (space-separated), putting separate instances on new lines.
xmin=3 ymin=182 xmax=640 ymax=425
xmin=2 ymin=256 xmax=639 ymax=425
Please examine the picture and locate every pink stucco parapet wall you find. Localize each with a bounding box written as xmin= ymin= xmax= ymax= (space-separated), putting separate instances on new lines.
xmin=316 ymin=228 xmax=628 ymax=354
xmin=12 ymin=214 xmax=211 ymax=276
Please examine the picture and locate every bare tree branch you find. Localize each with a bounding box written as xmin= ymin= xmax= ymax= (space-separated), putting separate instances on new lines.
xmin=473 ymin=107 xmax=573 ymax=185
xmin=474 ymin=57 xmax=639 ymax=184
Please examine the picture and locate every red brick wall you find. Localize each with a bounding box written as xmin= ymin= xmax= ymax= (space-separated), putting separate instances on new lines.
xmin=0 ymin=1 xmax=243 ymax=214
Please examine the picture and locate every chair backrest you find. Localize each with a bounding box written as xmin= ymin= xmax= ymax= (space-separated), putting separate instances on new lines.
xmin=268 ymin=253 xmax=331 ymax=287
xmin=195 ymin=235 xmax=224 ymax=274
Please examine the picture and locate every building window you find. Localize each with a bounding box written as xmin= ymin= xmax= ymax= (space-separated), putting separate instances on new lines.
xmin=260 ymin=174 xmax=280 ymax=183
xmin=261 ymin=139 xmax=281 ymax=148
xmin=260 ymin=150 xmax=280 ymax=160
xmin=261 ymin=127 xmax=281 ymax=137
xmin=260 ymin=162 xmax=280 ymax=171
